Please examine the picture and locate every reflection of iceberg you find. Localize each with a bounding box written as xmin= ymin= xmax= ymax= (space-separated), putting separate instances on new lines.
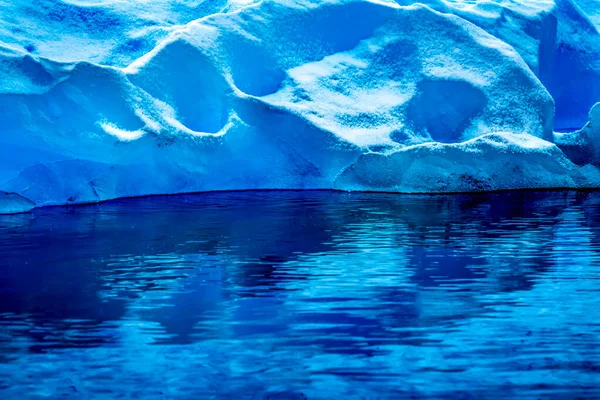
xmin=2 ymin=191 xmax=599 ymax=397
xmin=1 ymin=0 xmax=600 ymax=212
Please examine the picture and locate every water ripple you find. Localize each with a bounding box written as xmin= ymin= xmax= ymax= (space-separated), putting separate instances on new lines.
xmin=0 ymin=190 xmax=599 ymax=398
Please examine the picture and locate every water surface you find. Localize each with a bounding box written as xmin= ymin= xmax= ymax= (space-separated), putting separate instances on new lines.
xmin=0 ymin=191 xmax=599 ymax=399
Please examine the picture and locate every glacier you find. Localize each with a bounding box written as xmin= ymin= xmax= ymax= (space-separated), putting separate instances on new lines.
xmin=0 ymin=0 xmax=600 ymax=212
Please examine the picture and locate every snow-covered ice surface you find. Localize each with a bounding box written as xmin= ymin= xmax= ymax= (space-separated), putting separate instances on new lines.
xmin=1 ymin=0 xmax=600 ymax=211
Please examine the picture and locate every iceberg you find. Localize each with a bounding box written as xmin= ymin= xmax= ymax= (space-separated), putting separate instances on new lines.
xmin=0 ymin=0 xmax=599 ymax=212
xmin=0 ymin=191 xmax=35 ymax=215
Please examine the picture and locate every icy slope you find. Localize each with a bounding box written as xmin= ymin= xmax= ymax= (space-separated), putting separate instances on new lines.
xmin=0 ymin=0 xmax=600 ymax=212
xmin=554 ymin=102 xmax=600 ymax=165
xmin=422 ymin=0 xmax=600 ymax=130
xmin=0 ymin=191 xmax=35 ymax=215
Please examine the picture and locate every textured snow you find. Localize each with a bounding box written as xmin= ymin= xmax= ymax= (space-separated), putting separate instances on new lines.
xmin=0 ymin=0 xmax=599 ymax=212
xmin=554 ymin=102 xmax=600 ymax=165
xmin=422 ymin=0 xmax=600 ymax=129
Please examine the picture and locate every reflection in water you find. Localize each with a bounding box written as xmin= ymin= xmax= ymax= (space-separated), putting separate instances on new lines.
xmin=0 ymin=191 xmax=599 ymax=398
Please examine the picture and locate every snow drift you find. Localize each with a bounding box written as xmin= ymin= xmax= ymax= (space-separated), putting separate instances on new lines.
xmin=0 ymin=0 xmax=599 ymax=212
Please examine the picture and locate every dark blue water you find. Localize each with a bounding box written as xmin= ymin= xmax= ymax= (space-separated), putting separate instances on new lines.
xmin=0 ymin=191 xmax=599 ymax=399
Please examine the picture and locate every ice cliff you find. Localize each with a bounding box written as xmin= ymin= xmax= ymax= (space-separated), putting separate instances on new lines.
xmin=1 ymin=0 xmax=600 ymax=211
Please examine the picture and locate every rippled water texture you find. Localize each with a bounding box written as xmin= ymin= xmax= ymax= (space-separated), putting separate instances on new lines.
xmin=1 ymin=191 xmax=599 ymax=399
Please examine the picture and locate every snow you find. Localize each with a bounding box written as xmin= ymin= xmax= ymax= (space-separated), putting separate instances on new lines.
xmin=336 ymin=132 xmax=595 ymax=193
xmin=0 ymin=0 xmax=599 ymax=213
xmin=435 ymin=0 xmax=600 ymax=129
xmin=554 ymin=102 xmax=600 ymax=165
